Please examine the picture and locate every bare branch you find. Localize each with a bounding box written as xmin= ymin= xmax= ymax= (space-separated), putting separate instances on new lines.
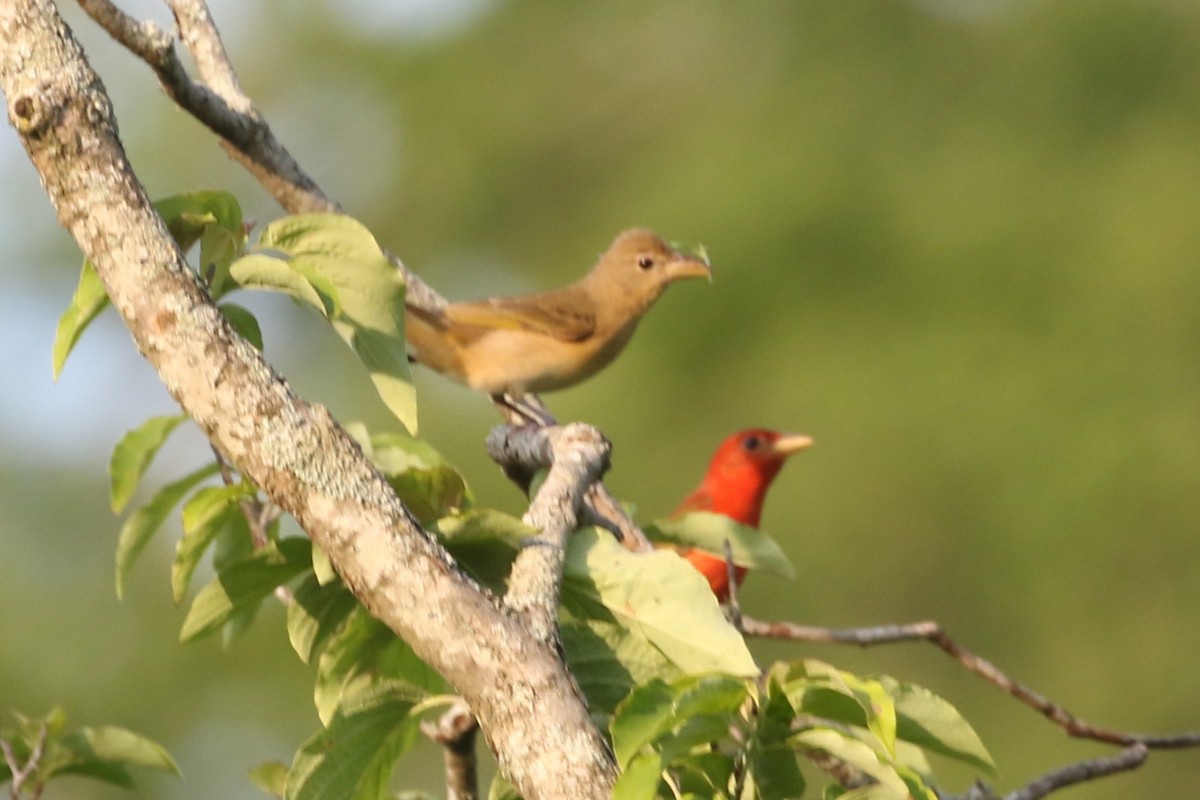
xmin=943 ymin=744 xmax=1149 ymax=800
xmin=1004 ymin=744 xmax=1148 ymax=800
xmin=741 ymin=615 xmax=1200 ymax=749
xmin=0 ymin=3 xmax=614 ymax=796
xmin=581 ymin=482 xmax=652 ymax=552
xmin=487 ymin=423 xmax=609 ymax=643
xmin=420 ymin=698 xmax=480 ymax=800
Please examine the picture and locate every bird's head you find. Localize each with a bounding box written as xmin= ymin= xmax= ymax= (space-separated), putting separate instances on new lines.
xmin=702 ymin=428 xmax=813 ymax=524
xmin=588 ymin=228 xmax=712 ymax=311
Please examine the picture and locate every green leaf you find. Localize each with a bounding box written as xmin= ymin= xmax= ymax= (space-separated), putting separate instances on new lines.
xmin=52 ymin=725 xmax=178 ymax=788
xmin=840 ymin=673 xmax=897 ymax=758
xmin=882 ymin=676 xmax=994 ymax=772
xmin=53 ymin=760 xmax=136 ymax=788
xmin=433 ymin=508 xmax=533 ymax=544
xmin=647 ymin=511 xmax=795 ymax=581
xmin=156 ymin=190 xmax=244 ymax=251
xmin=314 ymin=607 xmax=448 ymax=725
xmin=154 ymin=190 xmax=245 ymax=295
xmin=675 ymin=751 xmax=735 ymax=797
xmin=611 ymin=751 xmax=663 ymax=800
xmin=219 ymin=303 xmax=264 ymax=350
xmin=311 ymin=542 xmax=338 ymax=585
xmin=487 ymin=773 xmax=521 ymax=800
xmin=249 ymin=761 xmax=289 ymax=798
xmin=349 ymin=328 xmax=418 ymax=435
xmin=234 ymin=213 xmax=416 ymax=433
xmin=560 ymin=613 xmax=677 ymax=715
xmin=179 ymin=537 xmax=312 ymax=642
xmin=59 ymin=726 xmax=178 ymax=775
xmin=52 ymin=259 xmax=110 ymax=380
xmin=895 ymin=764 xmax=940 ymax=800
xmin=610 ymin=675 xmax=749 ymax=771
xmin=364 ymin=429 xmax=472 ymax=522
xmin=115 ymin=462 xmax=220 ymax=599
xmin=230 ymin=253 xmax=338 ymax=315
xmin=742 ymin=742 xmax=806 ymax=800
xmin=434 ymin=509 xmax=531 ymax=591
xmin=287 ymin=575 xmax=360 ymax=664
xmin=108 ymin=418 xmax=191 ymax=516
xmin=564 ymin=528 xmax=758 ymax=677
xmin=387 ymin=465 xmax=470 ymax=524
xmin=611 ymin=680 xmax=675 ymax=768
xmin=173 ymin=482 xmax=259 ymax=603
xmin=742 ymin=682 xmax=806 ymax=800
xmin=286 ymin=697 xmax=419 ymax=800
xmin=792 ymin=728 xmax=908 ymax=799
xmin=110 ymin=414 xmax=189 ymax=514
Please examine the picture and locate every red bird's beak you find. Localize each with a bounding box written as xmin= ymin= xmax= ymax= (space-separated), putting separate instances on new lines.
xmin=768 ymin=434 xmax=813 ymax=458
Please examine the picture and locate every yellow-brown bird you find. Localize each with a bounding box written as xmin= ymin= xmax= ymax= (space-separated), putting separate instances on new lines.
xmin=405 ymin=229 xmax=711 ymax=400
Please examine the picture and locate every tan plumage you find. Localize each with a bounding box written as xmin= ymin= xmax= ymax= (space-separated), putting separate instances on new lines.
xmin=406 ymin=229 xmax=711 ymax=396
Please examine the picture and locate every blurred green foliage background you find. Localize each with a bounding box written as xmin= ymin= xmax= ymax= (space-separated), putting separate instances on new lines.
xmin=2 ymin=0 xmax=1199 ymax=797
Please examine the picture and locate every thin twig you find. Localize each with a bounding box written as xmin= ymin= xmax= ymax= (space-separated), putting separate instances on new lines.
xmin=419 ymin=698 xmax=479 ymax=800
xmin=740 ymin=616 xmax=1200 ymax=749
xmin=582 ymin=482 xmax=652 ymax=553
xmin=943 ymin=744 xmax=1149 ymax=800
xmin=1005 ymin=743 xmax=1148 ymax=800
xmin=722 ymin=539 xmax=742 ymax=629
xmin=213 ymin=445 xmax=292 ymax=604
xmin=1 ymin=739 xmax=22 ymax=800
xmin=0 ymin=720 xmax=47 ymax=798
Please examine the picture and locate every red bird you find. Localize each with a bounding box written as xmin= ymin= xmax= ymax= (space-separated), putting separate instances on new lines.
xmin=671 ymin=429 xmax=812 ymax=600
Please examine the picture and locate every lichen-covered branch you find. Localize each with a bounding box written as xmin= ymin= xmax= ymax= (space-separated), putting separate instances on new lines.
xmin=0 ymin=3 xmax=614 ymax=797
xmin=487 ymin=423 xmax=610 ymax=643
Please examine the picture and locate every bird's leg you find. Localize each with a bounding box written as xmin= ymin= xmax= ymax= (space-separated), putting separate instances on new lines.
xmin=490 ymin=393 xmax=558 ymax=427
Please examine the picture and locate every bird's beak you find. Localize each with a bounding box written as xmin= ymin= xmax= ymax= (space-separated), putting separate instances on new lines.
xmin=769 ymin=434 xmax=814 ymax=457
xmin=665 ymin=256 xmax=713 ymax=284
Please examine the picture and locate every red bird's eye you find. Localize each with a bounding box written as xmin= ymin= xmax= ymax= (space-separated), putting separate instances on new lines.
xmin=636 ymin=255 xmax=654 ymax=270
xmin=742 ymin=435 xmax=761 ymax=452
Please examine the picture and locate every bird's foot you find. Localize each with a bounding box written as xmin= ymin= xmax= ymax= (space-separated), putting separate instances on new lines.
xmin=491 ymin=393 xmax=558 ymax=427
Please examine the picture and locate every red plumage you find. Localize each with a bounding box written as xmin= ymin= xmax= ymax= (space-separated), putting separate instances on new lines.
xmin=671 ymin=428 xmax=811 ymax=600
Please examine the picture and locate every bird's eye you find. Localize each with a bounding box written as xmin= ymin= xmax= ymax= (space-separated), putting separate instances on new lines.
xmin=742 ymin=435 xmax=762 ymax=452
xmin=636 ymin=255 xmax=655 ymax=270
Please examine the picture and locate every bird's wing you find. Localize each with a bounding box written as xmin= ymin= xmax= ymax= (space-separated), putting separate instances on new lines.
xmin=444 ymin=289 xmax=597 ymax=344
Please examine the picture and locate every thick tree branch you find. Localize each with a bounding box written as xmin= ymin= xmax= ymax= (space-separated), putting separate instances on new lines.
xmin=741 ymin=615 xmax=1200 ymax=750
xmin=0 ymin=3 xmax=615 ymax=797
